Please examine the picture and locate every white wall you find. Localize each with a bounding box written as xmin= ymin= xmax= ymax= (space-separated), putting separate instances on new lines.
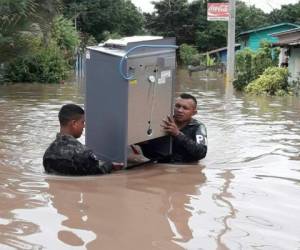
xmin=288 ymin=48 xmax=300 ymax=83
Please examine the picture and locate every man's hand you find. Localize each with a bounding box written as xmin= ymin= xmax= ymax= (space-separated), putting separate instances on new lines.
xmin=161 ymin=115 xmax=180 ymax=137
xmin=112 ymin=162 xmax=124 ymax=171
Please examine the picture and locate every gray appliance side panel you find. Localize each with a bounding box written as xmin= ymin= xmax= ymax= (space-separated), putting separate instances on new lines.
xmin=85 ymin=50 xmax=128 ymax=163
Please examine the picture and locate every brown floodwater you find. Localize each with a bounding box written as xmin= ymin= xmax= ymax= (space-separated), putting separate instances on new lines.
xmin=0 ymin=69 xmax=300 ymax=250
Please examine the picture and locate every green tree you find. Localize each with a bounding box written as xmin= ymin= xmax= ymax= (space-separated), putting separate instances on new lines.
xmin=233 ymin=41 xmax=279 ymax=91
xmin=119 ymin=0 xmax=144 ymax=36
xmin=179 ymin=43 xmax=200 ymax=65
xmin=51 ymin=15 xmax=79 ymax=54
xmin=0 ymin=0 xmax=37 ymax=63
xmin=63 ymin=0 xmax=144 ymax=42
xmin=182 ymin=0 xmax=224 ymax=51
xmin=145 ymin=0 xmax=272 ymax=52
xmin=34 ymin=0 xmax=62 ymax=46
xmin=5 ymin=43 xmax=69 ymax=83
xmin=144 ymin=0 xmax=191 ymax=44
xmin=0 ymin=0 xmax=80 ymax=83
xmin=0 ymin=0 xmax=62 ymax=63
xmin=195 ymin=21 xmax=227 ymax=51
xmin=268 ymin=2 xmax=300 ymax=24
xmin=236 ymin=1 xmax=269 ymax=35
xmin=234 ymin=48 xmax=255 ymax=90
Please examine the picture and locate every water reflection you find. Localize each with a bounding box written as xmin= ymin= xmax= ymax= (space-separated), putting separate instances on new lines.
xmin=214 ymin=170 xmax=236 ymax=250
xmin=43 ymin=165 xmax=206 ymax=249
xmin=45 ymin=177 xmax=97 ymax=248
xmin=124 ymin=165 xmax=206 ymax=244
xmin=0 ymin=174 xmax=47 ymax=249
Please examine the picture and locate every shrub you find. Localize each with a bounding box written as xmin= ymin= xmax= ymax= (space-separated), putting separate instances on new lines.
xmin=252 ymin=42 xmax=275 ymax=77
xmin=245 ymin=67 xmax=289 ymax=95
xmin=52 ymin=16 xmax=79 ymax=53
xmin=3 ymin=15 xmax=79 ymax=84
xmin=233 ymin=48 xmax=254 ymax=90
xmin=179 ymin=44 xmax=200 ymax=66
xmin=5 ymin=43 xmax=70 ymax=83
xmin=233 ymin=41 xmax=279 ymax=91
xmin=51 ymin=15 xmax=80 ymax=66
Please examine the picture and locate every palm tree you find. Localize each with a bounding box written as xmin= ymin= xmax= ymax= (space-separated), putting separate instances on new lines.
xmin=0 ymin=0 xmax=36 ymax=62
xmin=0 ymin=0 xmax=62 ymax=63
xmin=34 ymin=0 xmax=62 ymax=46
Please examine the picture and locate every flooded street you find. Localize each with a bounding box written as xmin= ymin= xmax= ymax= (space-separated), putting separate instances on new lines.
xmin=0 ymin=69 xmax=300 ymax=249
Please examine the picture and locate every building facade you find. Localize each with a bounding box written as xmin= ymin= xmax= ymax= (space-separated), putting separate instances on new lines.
xmin=239 ymin=23 xmax=299 ymax=52
xmin=272 ymin=28 xmax=300 ymax=83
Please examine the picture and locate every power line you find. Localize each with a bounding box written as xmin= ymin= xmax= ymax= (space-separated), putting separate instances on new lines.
xmin=245 ymin=0 xmax=275 ymax=12
xmin=265 ymin=0 xmax=276 ymax=11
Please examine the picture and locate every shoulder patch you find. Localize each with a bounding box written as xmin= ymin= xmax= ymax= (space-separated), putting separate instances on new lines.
xmin=196 ymin=134 xmax=204 ymax=143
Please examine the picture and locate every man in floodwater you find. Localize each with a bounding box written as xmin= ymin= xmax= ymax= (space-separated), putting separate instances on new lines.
xmin=141 ymin=93 xmax=207 ymax=163
xmin=43 ymin=104 xmax=122 ymax=175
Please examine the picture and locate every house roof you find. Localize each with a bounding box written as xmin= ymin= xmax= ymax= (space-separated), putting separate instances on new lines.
xmin=201 ymin=44 xmax=241 ymax=55
xmin=271 ymin=28 xmax=300 ymax=37
xmin=272 ymin=40 xmax=300 ymax=46
xmin=239 ymin=23 xmax=300 ymax=36
xmin=271 ymin=28 xmax=300 ymax=46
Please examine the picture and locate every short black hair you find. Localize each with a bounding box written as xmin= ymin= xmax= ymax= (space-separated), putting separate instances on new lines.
xmin=179 ymin=93 xmax=197 ymax=107
xmin=58 ymin=104 xmax=84 ymax=126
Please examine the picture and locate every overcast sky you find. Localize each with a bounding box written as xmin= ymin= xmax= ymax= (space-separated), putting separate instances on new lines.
xmin=131 ymin=0 xmax=300 ymax=13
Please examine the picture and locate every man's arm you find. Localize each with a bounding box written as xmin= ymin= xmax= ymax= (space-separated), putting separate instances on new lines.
xmin=161 ymin=116 xmax=207 ymax=161
xmin=72 ymin=150 xmax=113 ymax=175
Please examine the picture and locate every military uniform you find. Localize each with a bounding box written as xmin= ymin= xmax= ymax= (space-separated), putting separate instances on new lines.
xmin=43 ymin=133 xmax=112 ymax=175
xmin=141 ymin=119 xmax=207 ymax=163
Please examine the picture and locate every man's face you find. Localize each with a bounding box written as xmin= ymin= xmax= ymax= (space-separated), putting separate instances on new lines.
xmin=71 ymin=116 xmax=85 ymax=138
xmin=174 ymin=97 xmax=197 ymax=123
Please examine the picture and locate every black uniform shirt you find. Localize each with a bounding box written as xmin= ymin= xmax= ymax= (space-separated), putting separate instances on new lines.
xmin=171 ymin=118 xmax=207 ymax=162
xmin=141 ymin=119 xmax=207 ymax=163
xmin=43 ymin=133 xmax=112 ymax=175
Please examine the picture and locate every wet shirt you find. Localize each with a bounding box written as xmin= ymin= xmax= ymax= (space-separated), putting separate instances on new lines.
xmin=141 ymin=119 xmax=207 ymax=163
xmin=43 ymin=133 xmax=113 ymax=175
xmin=171 ymin=119 xmax=207 ymax=162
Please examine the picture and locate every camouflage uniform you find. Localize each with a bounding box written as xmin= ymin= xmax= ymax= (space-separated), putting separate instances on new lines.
xmin=43 ymin=133 xmax=112 ymax=175
xmin=141 ymin=119 xmax=207 ymax=163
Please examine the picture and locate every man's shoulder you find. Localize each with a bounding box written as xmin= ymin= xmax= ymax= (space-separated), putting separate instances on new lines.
xmin=186 ymin=119 xmax=207 ymax=136
xmin=43 ymin=133 xmax=85 ymax=159
xmin=188 ymin=119 xmax=206 ymax=128
xmin=49 ymin=134 xmax=82 ymax=149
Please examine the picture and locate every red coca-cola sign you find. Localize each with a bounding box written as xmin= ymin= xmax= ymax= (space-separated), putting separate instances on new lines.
xmin=207 ymin=3 xmax=229 ymax=21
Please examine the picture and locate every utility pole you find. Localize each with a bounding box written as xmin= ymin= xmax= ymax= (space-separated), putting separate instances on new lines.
xmin=226 ymin=0 xmax=236 ymax=83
